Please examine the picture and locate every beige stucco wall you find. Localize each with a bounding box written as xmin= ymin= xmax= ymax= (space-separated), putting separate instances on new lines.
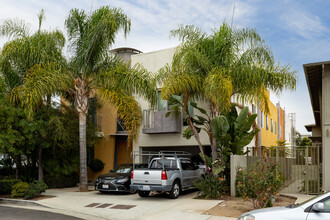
xmin=131 ymin=48 xmax=211 ymax=152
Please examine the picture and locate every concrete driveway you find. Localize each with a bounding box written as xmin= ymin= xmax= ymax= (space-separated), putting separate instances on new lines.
xmin=36 ymin=187 xmax=234 ymax=220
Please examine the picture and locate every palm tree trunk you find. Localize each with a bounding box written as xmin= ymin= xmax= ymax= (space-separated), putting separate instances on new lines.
xmin=15 ymin=155 xmax=21 ymax=180
xmin=183 ymin=95 xmax=209 ymax=173
xmin=79 ymin=111 xmax=88 ymax=192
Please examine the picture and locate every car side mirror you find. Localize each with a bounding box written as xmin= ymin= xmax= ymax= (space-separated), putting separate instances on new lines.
xmin=312 ymin=203 xmax=324 ymax=212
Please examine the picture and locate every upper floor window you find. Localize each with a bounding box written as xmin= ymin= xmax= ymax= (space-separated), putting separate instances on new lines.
xmin=261 ymin=111 xmax=264 ymax=128
xmin=271 ymin=119 xmax=273 ymax=133
xmin=252 ymin=104 xmax=256 ymax=114
xmin=266 ymin=115 xmax=269 ymax=130
xmin=275 ymin=122 xmax=277 ymax=134
xmin=157 ymin=91 xmax=167 ymax=111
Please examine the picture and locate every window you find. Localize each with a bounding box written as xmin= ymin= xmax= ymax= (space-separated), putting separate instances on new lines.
xmin=96 ymin=115 xmax=102 ymax=131
xmin=275 ymin=122 xmax=277 ymax=134
xmin=271 ymin=119 xmax=273 ymax=133
xmin=150 ymin=159 xmax=177 ymax=169
xmin=181 ymin=159 xmax=195 ymax=170
xmin=266 ymin=115 xmax=269 ymax=130
xmin=157 ymin=91 xmax=167 ymax=111
xmin=261 ymin=111 xmax=264 ymax=128
xmin=323 ymin=198 xmax=330 ymax=212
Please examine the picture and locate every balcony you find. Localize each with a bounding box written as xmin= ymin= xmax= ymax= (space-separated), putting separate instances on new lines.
xmin=143 ymin=110 xmax=182 ymax=134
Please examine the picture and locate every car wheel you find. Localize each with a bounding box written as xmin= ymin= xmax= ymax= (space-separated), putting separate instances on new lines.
xmin=138 ymin=191 xmax=150 ymax=197
xmin=169 ymin=181 xmax=180 ymax=199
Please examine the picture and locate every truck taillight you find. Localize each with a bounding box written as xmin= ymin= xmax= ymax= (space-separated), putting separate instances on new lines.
xmin=131 ymin=171 xmax=134 ymax=179
xmin=161 ymin=170 xmax=167 ymax=180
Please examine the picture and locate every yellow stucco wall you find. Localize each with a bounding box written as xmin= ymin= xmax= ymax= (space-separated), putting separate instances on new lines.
xmin=90 ymin=102 xmax=117 ymax=180
xmin=261 ymin=99 xmax=278 ymax=147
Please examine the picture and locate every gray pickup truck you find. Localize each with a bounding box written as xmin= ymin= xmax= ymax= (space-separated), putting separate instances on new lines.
xmin=130 ymin=152 xmax=204 ymax=199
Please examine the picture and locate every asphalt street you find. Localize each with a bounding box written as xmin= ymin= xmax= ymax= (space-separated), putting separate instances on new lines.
xmin=0 ymin=206 xmax=83 ymax=220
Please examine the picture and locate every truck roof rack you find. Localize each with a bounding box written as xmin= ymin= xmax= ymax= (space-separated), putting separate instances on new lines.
xmin=132 ymin=151 xmax=191 ymax=168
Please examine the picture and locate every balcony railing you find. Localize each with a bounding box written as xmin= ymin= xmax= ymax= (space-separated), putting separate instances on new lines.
xmin=143 ymin=110 xmax=182 ymax=134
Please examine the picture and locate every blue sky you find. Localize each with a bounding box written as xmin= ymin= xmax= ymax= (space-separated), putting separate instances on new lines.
xmin=1 ymin=0 xmax=329 ymax=134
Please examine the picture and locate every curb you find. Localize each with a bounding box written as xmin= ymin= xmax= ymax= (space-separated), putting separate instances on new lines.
xmin=0 ymin=198 xmax=51 ymax=208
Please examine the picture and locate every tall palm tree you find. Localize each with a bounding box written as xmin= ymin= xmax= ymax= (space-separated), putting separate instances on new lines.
xmin=162 ymin=22 xmax=297 ymax=162
xmin=0 ymin=9 xmax=65 ymax=180
xmin=11 ymin=6 xmax=157 ymax=191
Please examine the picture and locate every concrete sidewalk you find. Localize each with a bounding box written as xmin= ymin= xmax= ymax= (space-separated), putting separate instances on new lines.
xmin=34 ymin=187 xmax=234 ymax=220
xmin=1 ymin=187 xmax=316 ymax=220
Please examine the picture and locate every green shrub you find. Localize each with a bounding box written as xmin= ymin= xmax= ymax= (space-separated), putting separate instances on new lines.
xmin=194 ymin=175 xmax=227 ymax=199
xmin=44 ymin=172 xmax=79 ymax=188
xmin=236 ymin=159 xmax=284 ymax=209
xmin=0 ymin=179 xmax=20 ymax=195
xmin=11 ymin=182 xmax=29 ymax=198
xmin=23 ymin=181 xmax=48 ymax=200
xmin=88 ymin=158 xmax=104 ymax=172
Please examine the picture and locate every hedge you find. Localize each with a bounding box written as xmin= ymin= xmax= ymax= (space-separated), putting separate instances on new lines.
xmin=0 ymin=179 xmax=20 ymax=195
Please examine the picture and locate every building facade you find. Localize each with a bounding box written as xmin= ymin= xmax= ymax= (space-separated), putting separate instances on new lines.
xmin=304 ymin=61 xmax=329 ymax=191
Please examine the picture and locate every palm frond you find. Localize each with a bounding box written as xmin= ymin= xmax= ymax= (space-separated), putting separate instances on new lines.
xmin=10 ymin=63 xmax=72 ymax=115
xmin=97 ymin=88 xmax=142 ymax=143
xmin=0 ymin=18 xmax=30 ymax=38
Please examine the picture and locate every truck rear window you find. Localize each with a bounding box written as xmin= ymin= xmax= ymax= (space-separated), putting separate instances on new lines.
xmin=149 ymin=159 xmax=177 ymax=169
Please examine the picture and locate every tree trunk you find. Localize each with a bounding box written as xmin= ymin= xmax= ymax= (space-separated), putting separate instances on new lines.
xmin=211 ymin=138 xmax=217 ymax=162
xmin=79 ymin=112 xmax=88 ymax=192
xmin=15 ymin=155 xmax=21 ymax=180
xmin=74 ymin=78 xmax=89 ymax=192
xmin=38 ymin=147 xmax=43 ymax=181
xmin=209 ymin=103 xmax=218 ymax=162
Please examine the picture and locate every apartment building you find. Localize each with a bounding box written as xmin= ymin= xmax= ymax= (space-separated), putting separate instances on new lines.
xmin=90 ymin=47 xmax=293 ymax=178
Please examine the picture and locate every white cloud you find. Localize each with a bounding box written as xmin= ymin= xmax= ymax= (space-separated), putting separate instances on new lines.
xmin=280 ymin=9 xmax=328 ymax=39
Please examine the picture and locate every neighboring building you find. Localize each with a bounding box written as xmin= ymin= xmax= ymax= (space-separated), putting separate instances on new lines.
xmin=304 ymin=61 xmax=329 ymax=191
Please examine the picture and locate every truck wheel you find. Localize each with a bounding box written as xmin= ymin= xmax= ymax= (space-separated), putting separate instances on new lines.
xmin=138 ymin=191 xmax=150 ymax=197
xmin=169 ymin=181 xmax=180 ymax=199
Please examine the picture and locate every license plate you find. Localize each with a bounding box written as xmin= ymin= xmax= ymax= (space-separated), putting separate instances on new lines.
xmin=102 ymin=185 xmax=109 ymax=189
xmin=142 ymin=185 xmax=150 ymax=190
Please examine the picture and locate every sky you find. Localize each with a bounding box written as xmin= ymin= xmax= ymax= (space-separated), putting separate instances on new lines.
xmin=1 ymin=0 xmax=330 ymax=134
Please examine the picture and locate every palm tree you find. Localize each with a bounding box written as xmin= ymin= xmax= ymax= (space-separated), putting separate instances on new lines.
xmin=10 ymin=7 xmax=157 ymax=191
xmin=162 ymin=22 xmax=297 ymax=162
xmin=0 ymin=9 xmax=65 ymax=180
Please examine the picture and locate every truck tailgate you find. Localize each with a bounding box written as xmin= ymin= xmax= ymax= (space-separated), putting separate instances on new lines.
xmin=132 ymin=169 xmax=162 ymax=185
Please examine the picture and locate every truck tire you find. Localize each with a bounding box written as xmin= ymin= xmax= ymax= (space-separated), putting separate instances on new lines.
xmin=138 ymin=191 xmax=150 ymax=197
xmin=169 ymin=181 xmax=180 ymax=199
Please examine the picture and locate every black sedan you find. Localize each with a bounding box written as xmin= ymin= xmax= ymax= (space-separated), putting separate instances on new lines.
xmin=94 ymin=164 xmax=146 ymax=193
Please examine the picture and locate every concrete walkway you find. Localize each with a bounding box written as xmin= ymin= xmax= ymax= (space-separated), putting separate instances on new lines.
xmin=35 ymin=187 xmax=234 ymax=220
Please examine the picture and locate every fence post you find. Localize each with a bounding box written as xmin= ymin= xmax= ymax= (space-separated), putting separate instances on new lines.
xmin=276 ymin=146 xmax=279 ymax=163
xmin=305 ymin=146 xmax=309 ymax=195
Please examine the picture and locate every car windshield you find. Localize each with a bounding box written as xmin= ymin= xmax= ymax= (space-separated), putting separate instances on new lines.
xmin=112 ymin=166 xmax=132 ymax=174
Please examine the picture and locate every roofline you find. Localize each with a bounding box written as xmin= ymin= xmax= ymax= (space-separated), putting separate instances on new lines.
xmin=303 ymin=60 xmax=330 ymax=68
xmin=110 ymin=47 xmax=143 ymax=54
